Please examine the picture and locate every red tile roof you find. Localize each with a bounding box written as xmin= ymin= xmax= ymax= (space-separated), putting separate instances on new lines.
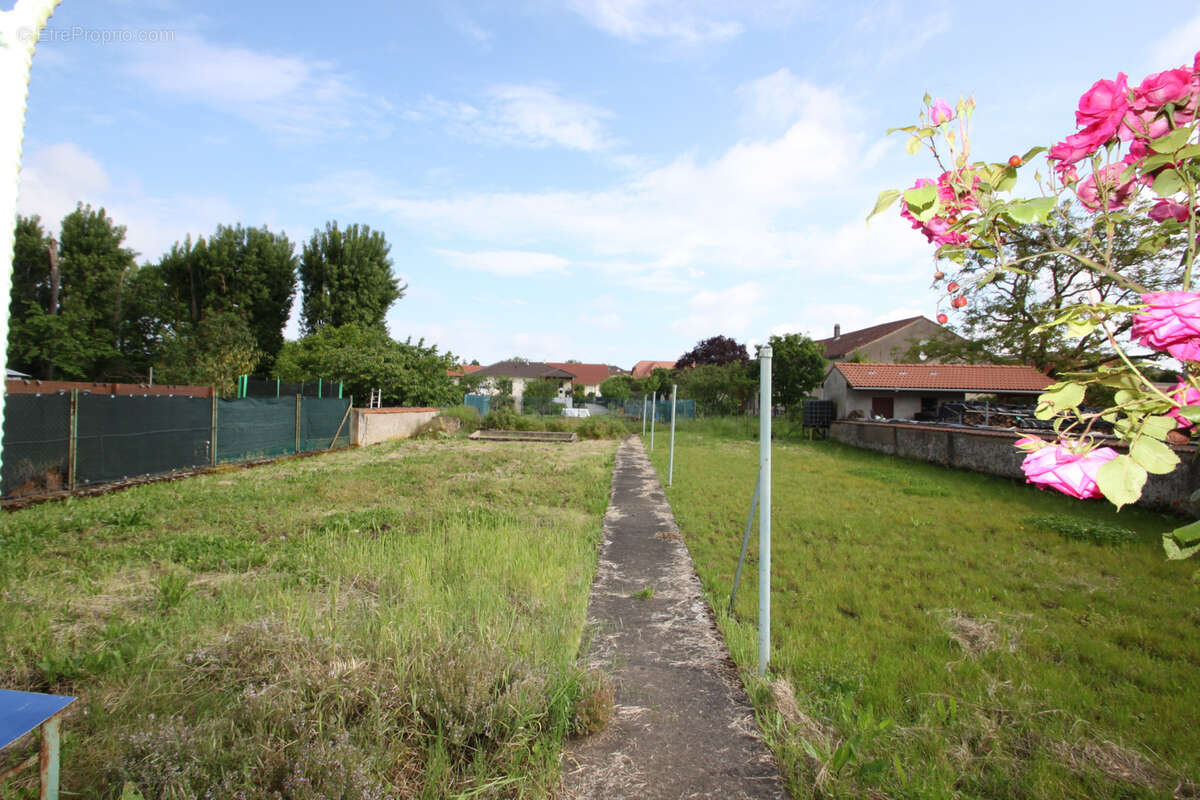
xmin=631 ymin=360 xmax=677 ymax=378
xmin=833 ymin=363 xmax=1053 ymax=392
xmin=547 ymin=362 xmax=616 ymax=386
xmin=815 ymin=316 xmax=925 ymax=359
xmin=446 ymin=364 xmax=485 ymax=377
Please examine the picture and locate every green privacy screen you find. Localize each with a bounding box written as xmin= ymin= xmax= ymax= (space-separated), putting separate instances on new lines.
xmin=1 ymin=393 xmax=70 ymax=496
xmin=217 ymin=396 xmax=350 ymax=463
xmin=76 ymin=394 xmax=212 ymax=486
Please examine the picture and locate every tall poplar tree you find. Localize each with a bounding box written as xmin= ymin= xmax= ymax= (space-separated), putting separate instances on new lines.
xmin=299 ymin=221 xmax=405 ymax=335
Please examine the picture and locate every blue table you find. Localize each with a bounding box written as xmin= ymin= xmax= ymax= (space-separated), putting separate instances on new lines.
xmin=0 ymin=689 xmax=75 ymax=800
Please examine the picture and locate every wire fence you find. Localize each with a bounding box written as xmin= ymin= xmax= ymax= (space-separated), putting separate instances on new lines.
xmin=621 ymin=396 xmax=696 ymax=421
xmin=241 ymin=377 xmax=344 ymax=399
xmin=2 ymin=391 xmax=352 ymax=499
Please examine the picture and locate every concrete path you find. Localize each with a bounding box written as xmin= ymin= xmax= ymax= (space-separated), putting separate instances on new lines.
xmin=561 ymin=436 xmax=786 ymax=800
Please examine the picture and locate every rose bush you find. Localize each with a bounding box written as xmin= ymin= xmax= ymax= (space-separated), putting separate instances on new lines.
xmin=871 ymin=51 xmax=1200 ymax=560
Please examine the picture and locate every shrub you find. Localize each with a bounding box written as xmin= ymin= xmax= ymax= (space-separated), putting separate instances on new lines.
xmin=482 ymin=408 xmax=534 ymax=431
xmin=574 ymin=416 xmax=630 ymax=440
xmin=438 ymin=405 xmax=481 ymax=433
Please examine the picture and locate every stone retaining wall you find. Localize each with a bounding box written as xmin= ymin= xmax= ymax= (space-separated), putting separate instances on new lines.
xmin=829 ymin=420 xmax=1199 ymax=513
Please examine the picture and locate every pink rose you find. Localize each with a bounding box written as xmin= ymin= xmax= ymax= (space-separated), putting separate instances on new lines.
xmin=1132 ymin=68 xmax=1194 ymax=109
xmin=1020 ymin=444 xmax=1119 ymax=499
xmin=1075 ymin=161 xmax=1138 ymax=211
xmin=1132 ymin=291 xmax=1200 ymax=361
xmin=930 ymin=98 xmax=955 ymax=125
xmin=1167 ymin=379 xmax=1200 ymax=429
xmin=1077 ymin=74 xmax=1130 ymax=127
xmin=1149 ymin=198 xmax=1192 ymax=223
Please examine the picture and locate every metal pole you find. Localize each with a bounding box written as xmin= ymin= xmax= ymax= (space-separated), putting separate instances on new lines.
xmin=338 ymin=381 xmax=343 ymax=399
xmin=729 ymin=469 xmax=761 ymax=617
xmin=276 ymin=376 xmax=280 ymax=398
xmin=668 ymin=384 xmax=677 ymax=487
xmin=40 ymin=712 xmax=61 ymax=800
xmin=318 ymin=377 xmax=322 ymax=399
xmin=650 ymin=391 xmax=656 ymax=451
xmin=295 ymin=394 xmax=302 ymax=453
xmin=641 ymin=395 xmax=647 ymax=437
xmin=148 ymin=366 xmax=153 ymax=387
xmin=210 ymin=390 xmax=218 ymax=467
xmin=758 ymin=344 xmax=772 ymax=675
xmin=67 ymin=389 xmax=77 ymax=491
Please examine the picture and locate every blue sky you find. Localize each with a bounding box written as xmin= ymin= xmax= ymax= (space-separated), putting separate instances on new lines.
xmin=13 ymin=0 xmax=1200 ymax=368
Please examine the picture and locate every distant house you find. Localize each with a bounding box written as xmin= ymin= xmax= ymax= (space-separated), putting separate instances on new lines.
xmin=472 ymin=361 xmax=575 ymax=412
xmin=815 ymin=316 xmax=966 ymax=363
xmin=446 ymin=364 xmax=485 ymax=384
xmin=631 ymin=360 xmax=676 ymax=379
xmin=822 ymin=362 xmax=1054 ymax=420
xmin=546 ymin=363 xmax=623 ymax=397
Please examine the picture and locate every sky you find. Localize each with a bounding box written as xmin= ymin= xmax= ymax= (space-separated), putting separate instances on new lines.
xmin=11 ymin=0 xmax=1200 ymax=369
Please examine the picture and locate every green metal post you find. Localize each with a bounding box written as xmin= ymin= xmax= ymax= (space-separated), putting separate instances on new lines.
xmin=338 ymin=381 xmax=343 ymax=399
xmin=39 ymin=714 xmax=61 ymax=800
xmin=276 ymin=376 xmax=280 ymax=398
xmin=210 ymin=391 xmax=218 ymax=467
xmin=67 ymin=389 xmax=78 ymax=491
xmin=318 ymin=377 xmax=322 ymax=399
xmin=295 ymin=395 xmax=301 ymax=453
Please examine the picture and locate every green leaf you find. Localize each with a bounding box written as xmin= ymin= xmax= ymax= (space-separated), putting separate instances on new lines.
xmin=903 ymin=184 xmax=937 ymax=210
xmin=1169 ymin=519 xmax=1200 ymax=545
xmin=1129 ymin=437 xmax=1180 ymax=475
xmin=1005 ymin=197 xmax=1057 ymax=225
xmin=1140 ymin=415 xmax=1178 ymax=441
xmin=1149 ymin=127 xmax=1192 ymax=154
xmin=1020 ymin=146 xmax=1047 ymax=163
xmin=1096 ymin=455 xmax=1147 ymax=510
xmin=1177 ymin=143 xmax=1200 ymax=161
xmin=1163 ymin=532 xmax=1200 ymax=560
xmin=1152 ymin=169 xmax=1184 ymax=197
xmin=1065 ymin=319 xmax=1097 ymax=338
xmin=867 ymin=189 xmax=901 ymax=223
xmin=996 ymin=166 xmax=1018 ymax=192
xmin=906 ymin=136 xmax=922 ymax=155
xmin=1179 ymin=405 xmax=1200 ymax=423
xmin=1035 ymin=382 xmax=1085 ymax=419
xmin=886 ymin=125 xmax=917 ymax=135
xmin=1139 ymin=153 xmax=1175 ymax=172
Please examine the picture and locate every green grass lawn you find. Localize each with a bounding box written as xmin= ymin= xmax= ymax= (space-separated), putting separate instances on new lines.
xmin=0 ymin=437 xmax=616 ymax=799
xmin=645 ymin=425 xmax=1200 ymax=800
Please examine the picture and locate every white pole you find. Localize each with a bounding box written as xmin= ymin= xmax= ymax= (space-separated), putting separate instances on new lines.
xmin=668 ymin=383 xmax=677 ymax=487
xmin=650 ymin=391 xmax=656 ymax=451
xmin=758 ymin=345 xmax=772 ymax=675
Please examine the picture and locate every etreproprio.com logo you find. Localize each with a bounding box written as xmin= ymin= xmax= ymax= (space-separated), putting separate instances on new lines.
xmin=16 ymin=26 xmax=176 ymax=45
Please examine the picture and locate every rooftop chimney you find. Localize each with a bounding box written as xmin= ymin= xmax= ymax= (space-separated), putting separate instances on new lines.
xmin=834 ymin=323 xmax=841 ymax=339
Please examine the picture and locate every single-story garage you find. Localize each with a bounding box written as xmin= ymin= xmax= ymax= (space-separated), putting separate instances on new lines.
xmin=821 ymin=362 xmax=1054 ymax=420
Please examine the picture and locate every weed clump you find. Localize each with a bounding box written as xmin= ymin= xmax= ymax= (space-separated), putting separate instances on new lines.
xmin=1024 ymin=514 xmax=1137 ymax=545
xmin=437 ymin=404 xmax=481 ymax=433
xmin=570 ymin=671 xmax=615 ymax=736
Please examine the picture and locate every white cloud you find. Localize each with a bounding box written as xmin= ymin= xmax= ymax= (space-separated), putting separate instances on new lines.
xmin=125 ymin=34 xmax=390 ymax=140
xmin=568 ymin=0 xmax=743 ymax=44
xmin=18 ymin=142 xmax=240 ymax=261
xmin=846 ymin=1 xmax=950 ymax=68
xmin=1150 ymin=11 xmax=1200 ymax=70
xmin=671 ymin=281 xmax=764 ymax=339
xmin=436 ymin=248 xmax=569 ymax=277
xmin=737 ymin=68 xmax=840 ymax=133
xmin=417 ymin=85 xmax=614 ymax=151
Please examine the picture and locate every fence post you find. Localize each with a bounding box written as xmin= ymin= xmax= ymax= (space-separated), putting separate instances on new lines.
xmin=641 ymin=395 xmax=647 ymax=437
xmin=210 ymin=390 xmax=218 ymax=467
xmin=276 ymin=377 xmax=280 ymax=398
xmin=668 ymin=384 xmax=677 ymax=487
xmin=67 ymin=389 xmax=78 ymax=491
xmin=338 ymin=381 xmax=343 ymax=399
xmin=318 ymin=378 xmax=322 ymax=399
xmin=758 ymin=345 xmax=773 ymax=675
xmin=295 ymin=394 xmax=302 ymax=453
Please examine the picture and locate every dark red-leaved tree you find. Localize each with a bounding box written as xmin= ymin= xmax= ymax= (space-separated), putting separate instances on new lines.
xmin=676 ymin=335 xmax=749 ymax=368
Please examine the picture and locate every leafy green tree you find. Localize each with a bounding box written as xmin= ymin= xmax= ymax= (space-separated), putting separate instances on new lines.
xmin=8 ymin=205 xmax=135 ymax=379
xmin=299 ymin=222 xmax=404 ymax=334
xmin=677 ymin=362 xmax=756 ymax=415
xmin=158 ymin=225 xmax=297 ymax=369
xmin=766 ymin=333 xmax=827 ymax=408
xmin=273 ymin=324 xmax=458 ymax=407
xmin=522 ymin=378 xmax=560 ymax=415
xmin=599 ymin=375 xmax=632 ymax=403
xmin=156 ymin=312 xmax=262 ymax=395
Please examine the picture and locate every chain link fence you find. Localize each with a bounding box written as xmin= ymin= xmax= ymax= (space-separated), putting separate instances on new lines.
xmin=2 ymin=391 xmax=352 ymax=499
